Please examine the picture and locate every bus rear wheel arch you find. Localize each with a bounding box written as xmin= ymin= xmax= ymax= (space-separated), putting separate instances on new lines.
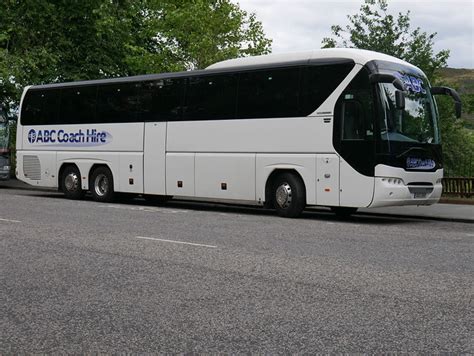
xmin=90 ymin=165 xmax=115 ymax=203
xmin=59 ymin=164 xmax=85 ymax=200
xmin=267 ymin=171 xmax=306 ymax=218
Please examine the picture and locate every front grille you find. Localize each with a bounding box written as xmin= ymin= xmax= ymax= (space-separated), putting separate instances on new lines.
xmin=408 ymin=186 xmax=434 ymax=195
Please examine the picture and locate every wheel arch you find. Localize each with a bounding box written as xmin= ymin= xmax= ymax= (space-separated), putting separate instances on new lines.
xmin=58 ymin=161 xmax=115 ymax=192
xmin=58 ymin=162 xmax=80 ymax=192
xmin=89 ymin=164 xmax=115 ymax=202
xmin=264 ymin=168 xmax=306 ymax=208
xmin=88 ymin=163 xmax=114 ymax=189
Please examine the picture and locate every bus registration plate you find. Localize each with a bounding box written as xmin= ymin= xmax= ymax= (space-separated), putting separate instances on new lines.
xmin=414 ymin=192 xmax=426 ymax=199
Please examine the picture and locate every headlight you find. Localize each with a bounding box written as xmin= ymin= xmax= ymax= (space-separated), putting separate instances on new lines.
xmin=381 ymin=177 xmax=404 ymax=185
xmin=2 ymin=165 xmax=10 ymax=171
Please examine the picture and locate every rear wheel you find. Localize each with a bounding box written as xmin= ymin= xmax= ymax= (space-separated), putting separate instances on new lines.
xmin=331 ymin=207 xmax=358 ymax=218
xmin=90 ymin=166 xmax=115 ymax=203
xmin=61 ymin=165 xmax=84 ymax=200
xmin=272 ymin=173 xmax=306 ymax=218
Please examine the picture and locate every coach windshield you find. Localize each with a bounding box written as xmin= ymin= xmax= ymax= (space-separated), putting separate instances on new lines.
xmin=378 ymin=72 xmax=440 ymax=145
xmin=368 ymin=60 xmax=443 ymax=172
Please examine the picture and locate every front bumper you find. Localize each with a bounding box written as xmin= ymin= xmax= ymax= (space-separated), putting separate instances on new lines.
xmin=370 ymin=177 xmax=442 ymax=208
xmin=369 ymin=165 xmax=443 ymax=208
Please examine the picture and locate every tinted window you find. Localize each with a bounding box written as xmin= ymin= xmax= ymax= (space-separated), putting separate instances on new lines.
xmin=300 ymin=62 xmax=355 ymax=115
xmin=332 ymin=67 xmax=376 ymax=176
xmin=183 ymin=74 xmax=238 ymax=120
xmin=97 ymin=83 xmax=139 ymax=123
xmin=139 ymin=78 xmax=184 ymax=121
xmin=237 ymin=67 xmax=300 ymax=119
xmin=21 ymin=89 xmax=61 ymax=125
xmin=341 ymin=100 xmax=365 ymax=140
xmin=59 ymin=86 xmax=98 ymax=124
xmin=338 ymin=69 xmax=374 ymax=141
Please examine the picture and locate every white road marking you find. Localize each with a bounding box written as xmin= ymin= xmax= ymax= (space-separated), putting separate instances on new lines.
xmin=467 ymin=233 xmax=474 ymax=237
xmin=0 ymin=218 xmax=21 ymax=223
xmin=135 ymin=236 xmax=217 ymax=248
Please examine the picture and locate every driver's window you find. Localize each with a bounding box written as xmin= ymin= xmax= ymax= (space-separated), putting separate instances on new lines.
xmin=334 ymin=68 xmax=375 ymax=150
xmin=342 ymin=100 xmax=364 ymax=140
xmin=340 ymin=88 xmax=374 ymax=141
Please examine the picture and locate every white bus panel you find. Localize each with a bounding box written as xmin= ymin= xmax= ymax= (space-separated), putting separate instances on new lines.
xmin=195 ymin=153 xmax=256 ymax=201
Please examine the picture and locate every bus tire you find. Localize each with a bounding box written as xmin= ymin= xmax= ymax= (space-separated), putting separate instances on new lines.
xmin=331 ymin=207 xmax=358 ymax=218
xmin=90 ymin=166 xmax=115 ymax=203
xmin=61 ymin=165 xmax=84 ymax=200
xmin=272 ymin=172 xmax=306 ymax=218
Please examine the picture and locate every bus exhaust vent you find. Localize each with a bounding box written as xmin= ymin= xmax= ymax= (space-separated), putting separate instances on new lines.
xmin=23 ymin=155 xmax=41 ymax=180
xmin=323 ymin=118 xmax=331 ymax=123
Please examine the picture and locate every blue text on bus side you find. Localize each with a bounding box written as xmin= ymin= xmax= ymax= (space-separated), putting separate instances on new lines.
xmin=27 ymin=128 xmax=108 ymax=144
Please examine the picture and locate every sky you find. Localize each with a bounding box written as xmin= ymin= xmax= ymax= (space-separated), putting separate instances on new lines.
xmin=236 ymin=0 xmax=474 ymax=68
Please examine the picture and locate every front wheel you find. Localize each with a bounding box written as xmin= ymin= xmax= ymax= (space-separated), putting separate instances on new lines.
xmin=272 ymin=173 xmax=306 ymax=218
xmin=90 ymin=166 xmax=115 ymax=203
xmin=61 ymin=165 xmax=84 ymax=200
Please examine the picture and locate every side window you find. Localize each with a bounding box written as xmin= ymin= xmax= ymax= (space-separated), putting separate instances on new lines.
xmin=237 ymin=67 xmax=300 ymax=119
xmin=21 ymin=89 xmax=61 ymax=125
xmin=97 ymin=83 xmax=139 ymax=123
xmin=183 ymin=74 xmax=237 ymax=120
xmin=300 ymin=62 xmax=355 ymax=116
xmin=139 ymin=78 xmax=184 ymax=121
xmin=59 ymin=86 xmax=98 ymax=124
xmin=336 ymin=69 xmax=374 ymax=141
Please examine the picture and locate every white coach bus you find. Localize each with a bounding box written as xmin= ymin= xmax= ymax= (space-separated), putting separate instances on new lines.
xmin=16 ymin=49 xmax=462 ymax=217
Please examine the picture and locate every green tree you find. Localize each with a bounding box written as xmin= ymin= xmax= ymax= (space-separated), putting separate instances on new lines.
xmin=321 ymin=0 xmax=449 ymax=80
xmin=0 ymin=0 xmax=272 ymax=110
xmin=322 ymin=0 xmax=474 ymax=177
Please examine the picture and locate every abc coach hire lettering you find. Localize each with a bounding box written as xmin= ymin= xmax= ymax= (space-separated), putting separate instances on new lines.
xmin=27 ymin=128 xmax=109 ymax=145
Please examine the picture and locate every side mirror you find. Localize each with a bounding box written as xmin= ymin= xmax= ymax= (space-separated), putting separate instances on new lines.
xmin=454 ymin=102 xmax=462 ymax=118
xmin=395 ymin=90 xmax=405 ymax=110
xmin=369 ymin=73 xmax=405 ymax=91
xmin=431 ymin=86 xmax=462 ymax=118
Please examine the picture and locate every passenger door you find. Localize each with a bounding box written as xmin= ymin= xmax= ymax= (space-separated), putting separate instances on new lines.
xmin=334 ymin=68 xmax=375 ymax=207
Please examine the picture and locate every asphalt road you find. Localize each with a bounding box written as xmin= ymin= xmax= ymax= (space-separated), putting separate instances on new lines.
xmin=1 ymin=186 xmax=472 ymax=353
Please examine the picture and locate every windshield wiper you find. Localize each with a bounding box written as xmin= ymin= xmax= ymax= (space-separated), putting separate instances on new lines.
xmin=396 ymin=147 xmax=428 ymax=159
